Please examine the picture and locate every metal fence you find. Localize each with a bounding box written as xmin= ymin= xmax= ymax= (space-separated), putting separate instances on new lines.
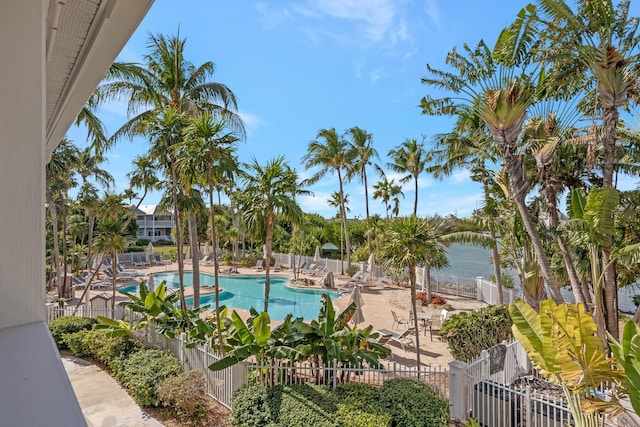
xmin=46 ymin=305 xmax=124 ymax=322
xmin=245 ymin=359 xmax=449 ymax=399
xmin=453 ymin=340 xmax=629 ymax=427
xmin=140 ymin=328 xmax=243 ymax=409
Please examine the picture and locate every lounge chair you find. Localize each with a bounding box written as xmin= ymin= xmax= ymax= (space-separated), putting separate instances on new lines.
xmin=132 ymin=254 xmax=143 ymax=267
xmin=200 ymin=254 xmax=214 ymax=265
xmin=359 ymin=277 xmax=384 ymax=290
xmin=310 ymin=265 xmax=326 ymax=276
xmin=154 ymin=254 xmax=163 ymax=265
xmin=373 ymin=328 xmax=395 ymax=345
xmin=293 ymin=261 xmax=308 ymax=274
xmin=388 ymin=328 xmax=417 ymax=351
xmin=162 ymin=254 xmax=172 ymax=265
xmin=301 ymin=263 xmax=317 ymax=274
xmin=391 ymin=310 xmax=409 ymax=330
xmin=251 ymin=260 xmax=264 ymax=270
xmin=103 ymin=267 xmax=135 ymax=281
xmin=272 ymin=260 xmax=282 ymax=272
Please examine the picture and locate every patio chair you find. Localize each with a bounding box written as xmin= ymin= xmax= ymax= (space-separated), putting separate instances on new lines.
xmin=273 ymin=260 xmax=282 ymax=272
xmin=154 ymin=254 xmax=162 ymax=265
xmin=132 ymin=254 xmax=143 ymax=267
xmin=294 ymin=261 xmax=308 ymax=274
xmin=429 ymin=315 xmax=443 ymax=341
xmin=103 ymin=267 xmax=135 ymax=281
xmin=359 ymin=277 xmax=384 ymax=290
xmin=391 ymin=310 xmax=409 ymax=330
xmin=251 ymin=259 xmax=264 ymax=270
xmin=162 ymin=254 xmax=172 ymax=265
xmin=310 ymin=265 xmax=326 ymax=276
xmin=388 ymin=328 xmax=416 ymax=351
xmin=301 ymin=263 xmax=317 ymax=274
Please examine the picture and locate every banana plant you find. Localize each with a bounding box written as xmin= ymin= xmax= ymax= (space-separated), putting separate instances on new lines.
xmin=608 ymin=320 xmax=640 ymax=416
xmin=509 ymin=299 xmax=625 ymax=426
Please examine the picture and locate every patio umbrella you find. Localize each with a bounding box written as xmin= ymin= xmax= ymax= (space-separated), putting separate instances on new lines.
xmin=349 ymin=285 xmax=365 ymax=324
xmin=366 ymin=252 xmax=375 ymax=272
xmin=314 ymin=245 xmax=321 ymax=262
xmin=147 ymin=242 xmax=154 ymax=263
xmin=263 ymin=244 xmax=267 ymax=260
xmin=204 ymin=242 xmax=210 ymax=256
xmin=147 ymin=274 xmax=155 ymax=292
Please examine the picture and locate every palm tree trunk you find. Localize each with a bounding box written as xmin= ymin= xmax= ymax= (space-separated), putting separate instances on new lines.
xmin=170 ymin=163 xmax=188 ymax=314
xmin=60 ymin=195 xmax=70 ymax=306
xmin=111 ymin=250 xmax=117 ymax=315
xmin=338 ymin=170 xmax=351 ymax=270
xmin=49 ymin=200 xmax=63 ymax=306
xmin=409 ymin=264 xmax=421 ymax=372
xmin=413 ymin=175 xmax=419 ymax=216
xmin=601 ymin=102 xmax=620 ymax=338
xmin=425 ymin=265 xmax=433 ymax=304
xmin=209 ymin=186 xmax=224 ymax=353
xmin=491 ymin=126 xmax=563 ymax=305
xmin=264 ymin=214 xmax=274 ymax=312
xmin=363 ymin=169 xmax=373 ymax=255
xmin=490 ymin=235 xmax=504 ymax=305
xmin=188 ymin=211 xmax=200 ymax=309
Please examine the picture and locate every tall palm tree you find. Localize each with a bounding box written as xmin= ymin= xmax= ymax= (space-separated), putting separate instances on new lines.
xmin=180 ymin=112 xmax=239 ymax=350
xmin=328 ymin=191 xmax=350 ymax=275
xmin=373 ymin=177 xmax=404 ymax=220
xmin=534 ymin=0 xmax=640 ymax=337
xmin=75 ymin=147 xmax=114 ymax=279
xmin=93 ymin=217 xmax=134 ymax=314
xmin=378 ymin=216 xmax=448 ymax=370
xmin=240 ymin=157 xmax=303 ymax=312
xmin=302 ymin=128 xmax=354 ymax=270
xmin=46 ymin=138 xmax=79 ymax=305
xmin=345 ymin=126 xmax=379 ymax=253
xmin=127 ymin=154 xmax=161 ymax=211
xmin=387 ymin=138 xmax=429 ymax=216
xmin=147 ymin=107 xmax=190 ymax=312
xmin=421 ymin=37 xmax=565 ymax=305
xmin=100 ymin=33 xmax=245 ymax=146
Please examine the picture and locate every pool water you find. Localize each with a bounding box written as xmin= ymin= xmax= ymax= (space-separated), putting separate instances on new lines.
xmin=120 ymin=272 xmax=340 ymax=320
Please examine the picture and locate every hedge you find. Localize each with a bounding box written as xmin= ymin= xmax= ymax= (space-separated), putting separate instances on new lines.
xmin=48 ymin=316 xmax=98 ymax=350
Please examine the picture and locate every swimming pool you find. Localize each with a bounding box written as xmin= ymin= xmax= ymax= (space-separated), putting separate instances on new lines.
xmin=120 ymin=272 xmax=341 ymax=320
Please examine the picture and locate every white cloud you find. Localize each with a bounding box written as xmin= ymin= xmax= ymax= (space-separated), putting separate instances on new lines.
xmin=451 ymin=170 xmax=470 ymax=184
xmin=238 ymin=110 xmax=264 ymax=137
xmin=424 ymin=0 xmax=442 ymax=29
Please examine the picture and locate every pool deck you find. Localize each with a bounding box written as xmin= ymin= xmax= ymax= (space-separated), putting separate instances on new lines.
xmin=72 ymin=259 xmax=488 ymax=367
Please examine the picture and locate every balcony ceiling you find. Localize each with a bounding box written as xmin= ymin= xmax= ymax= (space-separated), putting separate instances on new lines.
xmin=45 ymin=0 xmax=154 ymax=158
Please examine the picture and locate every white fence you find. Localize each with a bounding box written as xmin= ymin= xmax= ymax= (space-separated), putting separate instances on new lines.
xmin=245 ymin=359 xmax=449 ymax=399
xmin=475 ymin=277 xmax=521 ymax=305
xmin=450 ymin=340 xmax=634 ymax=426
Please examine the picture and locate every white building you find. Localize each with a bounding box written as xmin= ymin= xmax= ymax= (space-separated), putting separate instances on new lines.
xmin=1 ymin=1 xmax=154 ymax=425
xmin=131 ymin=204 xmax=175 ymax=242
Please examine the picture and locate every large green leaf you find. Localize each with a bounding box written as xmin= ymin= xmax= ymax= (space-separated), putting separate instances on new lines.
xmin=609 ymin=321 xmax=640 ymax=415
xmin=253 ymin=312 xmax=271 ymax=347
xmin=510 ymin=299 xmax=556 ymax=376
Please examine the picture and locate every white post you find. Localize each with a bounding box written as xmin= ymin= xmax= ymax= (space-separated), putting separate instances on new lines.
xmin=449 ymin=360 xmax=469 ymax=422
xmin=476 ymin=277 xmax=483 ymax=302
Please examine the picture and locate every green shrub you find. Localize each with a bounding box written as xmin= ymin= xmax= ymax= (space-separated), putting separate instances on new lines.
xmin=378 ymin=379 xmax=449 ymax=427
xmin=63 ymin=329 xmax=92 ymax=357
xmin=231 ymin=383 xmax=392 ymax=427
xmin=333 ymin=383 xmax=391 ymax=427
xmin=136 ymin=238 xmax=151 ymax=247
xmin=222 ymin=253 xmax=233 ymax=265
xmin=82 ymin=328 xmax=112 ymax=358
xmin=158 ymin=370 xmax=208 ymax=424
xmin=101 ymin=338 xmax=144 ymax=376
xmin=230 ymin=385 xmax=275 ymax=426
xmin=49 ymin=316 xmax=98 ymax=350
xmin=117 ymin=348 xmax=183 ymax=407
xmin=346 ymin=265 xmax=360 ymax=277
xmin=440 ymin=304 xmax=513 ymax=362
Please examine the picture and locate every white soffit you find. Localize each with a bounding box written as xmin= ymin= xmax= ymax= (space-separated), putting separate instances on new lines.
xmin=45 ymin=0 xmax=154 ymax=157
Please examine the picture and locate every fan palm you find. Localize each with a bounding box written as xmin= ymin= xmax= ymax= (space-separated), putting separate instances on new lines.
xmin=420 ymin=35 xmax=565 ymax=305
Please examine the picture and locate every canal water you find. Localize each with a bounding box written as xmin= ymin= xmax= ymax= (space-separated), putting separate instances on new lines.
xmin=441 ymin=243 xmax=638 ymax=314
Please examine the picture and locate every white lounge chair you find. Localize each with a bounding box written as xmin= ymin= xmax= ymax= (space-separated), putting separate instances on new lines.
xmin=273 ymin=260 xmax=282 ymax=271
xmin=251 ymin=260 xmax=264 ymax=270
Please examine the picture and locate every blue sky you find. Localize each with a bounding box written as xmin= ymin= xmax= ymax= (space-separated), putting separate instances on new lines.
xmin=66 ymin=0 xmax=639 ymax=219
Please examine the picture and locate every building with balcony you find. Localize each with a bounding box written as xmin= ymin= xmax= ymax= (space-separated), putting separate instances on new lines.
xmin=131 ymin=204 xmax=175 ymax=243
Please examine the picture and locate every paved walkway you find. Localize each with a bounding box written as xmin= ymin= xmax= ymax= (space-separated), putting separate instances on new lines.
xmin=62 ymin=355 xmax=163 ymax=427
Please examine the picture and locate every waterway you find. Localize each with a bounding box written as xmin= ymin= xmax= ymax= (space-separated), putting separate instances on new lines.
xmin=441 ymin=243 xmax=638 ymax=314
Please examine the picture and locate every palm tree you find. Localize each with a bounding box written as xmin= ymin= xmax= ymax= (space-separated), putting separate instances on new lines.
xmin=328 ymin=191 xmax=350 ymax=275
xmin=93 ymin=217 xmax=134 ymax=314
xmin=534 ymin=0 xmax=640 ymax=337
xmin=387 ymin=138 xmax=429 ymax=216
xmin=302 ymin=128 xmax=354 ymax=270
xmin=373 ymin=177 xmax=404 ymax=219
xmin=345 ymin=126 xmax=379 ymax=253
xmin=378 ymin=216 xmax=448 ymax=370
xmin=240 ymin=157 xmax=303 ymax=312
xmin=421 ymin=37 xmax=565 ymax=305
xmin=180 ymin=112 xmax=239 ymax=350
xmin=99 ymin=33 xmax=245 ymax=147
xmin=46 ymin=139 xmax=79 ymax=305
xmin=127 ymin=154 xmax=161 ymax=211
xmin=75 ymin=147 xmax=114 ymax=279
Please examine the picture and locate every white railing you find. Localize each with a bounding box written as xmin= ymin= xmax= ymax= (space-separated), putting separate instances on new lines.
xmin=475 ymin=277 xmax=521 ymax=305
xmin=245 ymin=359 xmax=449 ymax=399
xmin=46 ymin=305 xmax=124 ymax=322
xmin=452 ymin=340 xmax=627 ymax=426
